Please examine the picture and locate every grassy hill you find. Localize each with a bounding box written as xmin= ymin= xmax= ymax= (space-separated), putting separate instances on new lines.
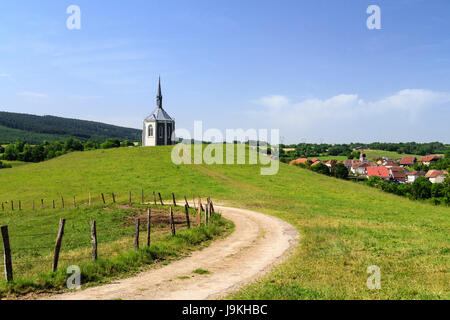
xmin=0 ymin=146 xmax=448 ymax=299
xmin=0 ymin=111 xmax=141 ymax=144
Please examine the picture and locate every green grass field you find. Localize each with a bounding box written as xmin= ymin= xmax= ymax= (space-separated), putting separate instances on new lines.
xmin=363 ymin=150 xmax=421 ymax=160
xmin=0 ymin=146 xmax=448 ymax=299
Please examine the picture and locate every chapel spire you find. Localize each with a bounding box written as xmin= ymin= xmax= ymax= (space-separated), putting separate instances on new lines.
xmin=156 ymin=76 xmax=163 ymax=109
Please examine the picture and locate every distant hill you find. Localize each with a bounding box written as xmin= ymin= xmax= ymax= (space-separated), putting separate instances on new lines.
xmin=0 ymin=111 xmax=141 ymax=144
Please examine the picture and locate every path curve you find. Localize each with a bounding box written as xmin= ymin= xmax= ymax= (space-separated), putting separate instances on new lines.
xmin=42 ymin=205 xmax=299 ymax=300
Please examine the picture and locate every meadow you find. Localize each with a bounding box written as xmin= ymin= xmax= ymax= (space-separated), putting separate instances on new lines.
xmin=0 ymin=146 xmax=448 ymax=299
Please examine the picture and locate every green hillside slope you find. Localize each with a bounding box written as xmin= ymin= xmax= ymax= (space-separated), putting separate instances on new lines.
xmin=0 ymin=146 xmax=448 ymax=299
xmin=0 ymin=111 xmax=141 ymax=144
xmin=0 ymin=125 xmax=69 ymax=144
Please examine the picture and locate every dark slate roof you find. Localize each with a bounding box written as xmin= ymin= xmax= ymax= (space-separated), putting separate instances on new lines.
xmin=145 ymin=107 xmax=174 ymax=121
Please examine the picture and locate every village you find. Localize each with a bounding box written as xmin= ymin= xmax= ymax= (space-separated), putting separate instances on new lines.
xmin=289 ymin=153 xmax=448 ymax=184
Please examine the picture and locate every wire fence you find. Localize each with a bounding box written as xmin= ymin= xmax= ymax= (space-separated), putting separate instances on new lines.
xmin=0 ymin=192 xmax=215 ymax=282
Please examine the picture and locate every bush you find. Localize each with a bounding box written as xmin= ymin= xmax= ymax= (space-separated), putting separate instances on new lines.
xmin=0 ymin=161 xmax=12 ymax=169
xmin=311 ymin=163 xmax=330 ymax=175
xmin=332 ymin=163 xmax=349 ymax=179
xmin=412 ymin=177 xmax=432 ymax=200
xmin=101 ymin=138 xmax=121 ymax=149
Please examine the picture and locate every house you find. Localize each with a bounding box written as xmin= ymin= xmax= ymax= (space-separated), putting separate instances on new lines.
xmin=399 ymin=157 xmax=416 ymax=167
xmin=289 ymin=158 xmax=311 ymax=166
xmin=351 ymin=162 xmax=370 ymax=176
xmin=406 ymin=171 xmax=426 ymax=184
xmin=367 ymin=166 xmax=391 ymax=181
xmin=344 ymin=159 xmax=354 ymax=169
xmin=325 ymin=159 xmax=337 ymax=168
xmin=383 ymin=160 xmax=397 ymax=168
xmin=360 ymin=153 xmax=368 ymax=162
xmin=389 ymin=167 xmax=407 ymax=183
xmin=418 ymin=155 xmax=441 ymax=166
xmin=311 ymin=160 xmax=322 ymax=167
xmin=142 ymin=77 xmax=176 ymax=146
xmin=425 ymin=170 xmax=448 ymax=184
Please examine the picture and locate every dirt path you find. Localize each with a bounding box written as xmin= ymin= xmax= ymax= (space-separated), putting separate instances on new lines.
xmin=42 ymin=205 xmax=299 ymax=300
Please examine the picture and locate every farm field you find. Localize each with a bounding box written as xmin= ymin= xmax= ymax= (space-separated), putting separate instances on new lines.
xmin=363 ymin=150 xmax=421 ymax=160
xmin=0 ymin=146 xmax=449 ymax=299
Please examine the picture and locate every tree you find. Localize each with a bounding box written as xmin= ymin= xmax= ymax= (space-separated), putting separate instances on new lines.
xmin=333 ymin=163 xmax=349 ymax=179
xmin=431 ymin=183 xmax=445 ymax=198
xmin=311 ymin=163 xmax=330 ymax=175
xmin=3 ymin=144 xmax=17 ymax=161
xmin=412 ymin=177 xmax=432 ymax=200
xmin=101 ymin=138 xmax=121 ymax=149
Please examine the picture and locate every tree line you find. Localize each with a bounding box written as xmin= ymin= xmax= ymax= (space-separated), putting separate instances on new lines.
xmin=0 ymin=138 xmax=137 ymax=164
xmin=365 ymin=176 xmax=450 ymax=205
xmin=279 ymin=142 xmax=448 ymax=163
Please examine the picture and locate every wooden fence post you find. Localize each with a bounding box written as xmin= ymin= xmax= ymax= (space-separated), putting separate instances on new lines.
xmin=91 ymin=221 xmax=98 ymax=261
xmin=159 ymin=193 xmax=164 ymax=205
xmin=19 ymin=200 xmax=21 ymax=211
xmin=73 ymin=196 xmax=76 ymax=208
xmin=184 ymin=195 xmax=189 ymax=208
xmin=147 ymin=208 xmax=151 ymax=247
xmin=61 ymin=196 xmax=64 ymax=208
xmin=1 ymin=225 xmax=13 ymax=282
xmin=53 ymin=200 xmax=55 ymax=209
xmin=185 ymin=204 xmax=190 ymax=229
xmin=197 ymin=197 xmax=202 ymax=226
xmin=112 ymin=193 xmax=116 ymax=203
xmin=134 ymin=218 xmax=140 ymax=250
xmin=172 ymin=193 xmax=177 ymax=207
xmin=170 ymin=207 xmax=176 ymax=236
xmin=210 ymin=200 xmax=215 ymax=214
xmin=41 ymin=199 xmax=44 ymax=209
xmin=52 ymin=218 xmax=66 ymax=272
xmin=205 ymin=203 xmax=209 ymax=225
xmin=11 ymin=200 xmax=13 ymax=211
xmin=153 ymin=192 xmax=156 ymax=205
xmin=101 ymin=193 xmax=106 ymax=204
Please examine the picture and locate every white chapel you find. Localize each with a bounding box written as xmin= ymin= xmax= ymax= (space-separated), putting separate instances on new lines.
xmin=142 ymin=77 xmax=176 ymax=147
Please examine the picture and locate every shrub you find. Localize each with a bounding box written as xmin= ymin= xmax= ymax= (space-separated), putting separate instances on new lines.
xmin=412 ymin=177 xmax=432 ymax=200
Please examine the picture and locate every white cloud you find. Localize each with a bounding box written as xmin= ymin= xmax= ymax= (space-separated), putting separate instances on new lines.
xmin=248 ymin=89 xmax=450 ymax=143
xmin=17 ymin=91 xmax=48 ymax=98
xmin=254 ymin=95 xmax=290 ymax=109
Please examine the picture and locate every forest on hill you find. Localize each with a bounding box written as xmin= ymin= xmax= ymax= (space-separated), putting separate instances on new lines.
xmin=0 ymin=111 xmax=141 ymax=144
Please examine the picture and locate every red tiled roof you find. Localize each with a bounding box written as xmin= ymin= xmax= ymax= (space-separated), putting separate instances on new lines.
xmin=406 ymin=171 xmax=426 ymax=176
xmin=311 ymin=161 xmax=321 ymax=167
xmin=425 ymin=170 xmax=447 ymax=178
xmin=367 ymin=166 xmax=390 ymax=178
xmin=399 ymin=157 xmax=416 ymax=165
xmin=289 ymin=158 xmax=310 ymax=165
xmin=418 ymin=155 xmax=441 ymax=162
xmin=391 ymin=170 xmax=406 ymax=181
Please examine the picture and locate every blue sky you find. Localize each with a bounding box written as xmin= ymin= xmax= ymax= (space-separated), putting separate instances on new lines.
xmin=0 ymin=0 xmax=449 ymax=143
